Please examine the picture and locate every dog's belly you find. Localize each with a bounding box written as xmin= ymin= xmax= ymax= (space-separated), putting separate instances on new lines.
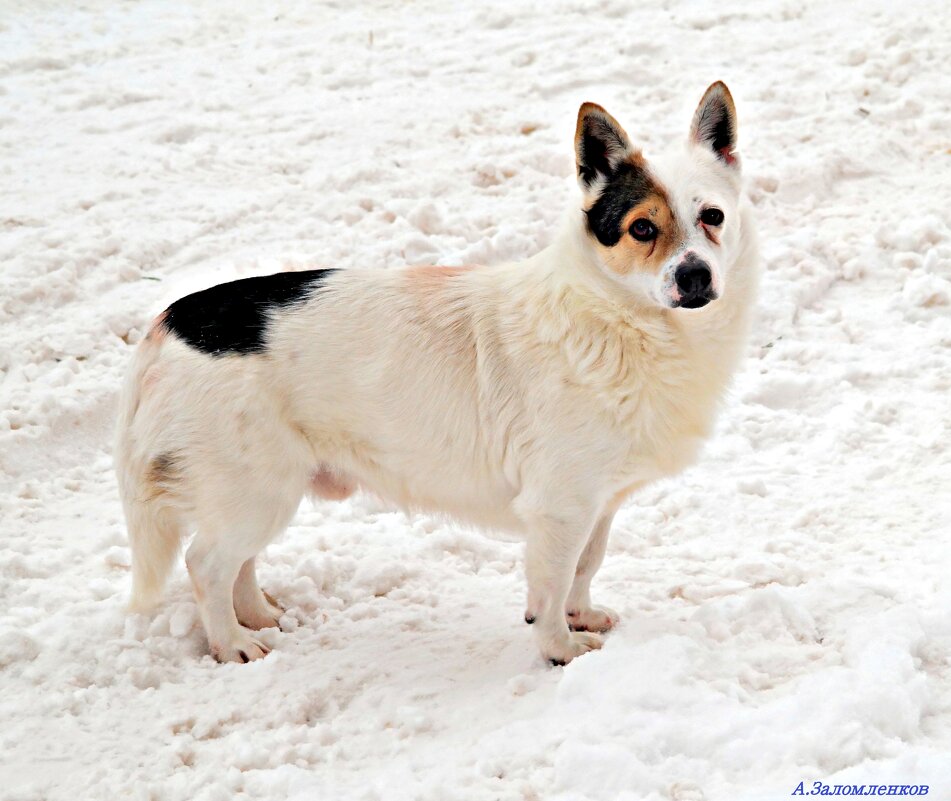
xmin=307 ymin=447 xmax=523 ymax=534
xmin=309 ymin=465 xmax=357 ymax=500
xmin=378 ymin=468 xmax=521 ymax=532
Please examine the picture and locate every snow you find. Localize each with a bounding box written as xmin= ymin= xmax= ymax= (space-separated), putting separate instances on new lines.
xmin=1 ymin=1 xmax=950 ymax=799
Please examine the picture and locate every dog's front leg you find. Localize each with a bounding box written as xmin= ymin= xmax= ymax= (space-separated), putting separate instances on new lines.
xmin=521 ymin=504 xmax=604 ymax=665
xmin=566 ymin=512 xmax=619 ymax=633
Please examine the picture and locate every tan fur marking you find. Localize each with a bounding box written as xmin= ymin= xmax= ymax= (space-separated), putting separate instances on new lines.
xmin=402 ymin=265 xmax=479 ymax=362
xmin=145 ymin=452 xmax=181 ymax=501
xmin=147 ymin=453 xmax=176 ymax=483
xmin=625 ymin=150 xmax=647 ymax=171
xmin=144 ymin=311 xmax=168 ymax=343
xmin=405 ymin=265 xmax=472 ymax=282
xmin=596 ymin=186 xmax=684 ymax=277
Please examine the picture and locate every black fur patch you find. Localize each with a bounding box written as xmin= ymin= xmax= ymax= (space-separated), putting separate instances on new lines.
xmin=577 ymin=113 xmax=628 ymax=188
xmin=695 ymin=98 xmax=736 ymax=158
xmin=578 ymin=131 xmax=612 ymax=187
xmin=709 ymin=113 xmax=734 ymax=154
xmin=163 ymin=269 xmax=336 ymax=356
xmin=585 ymin=161 xmax=656 ymax=247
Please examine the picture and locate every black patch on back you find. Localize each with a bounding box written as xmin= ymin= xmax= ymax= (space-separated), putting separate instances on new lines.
xmin=585 ymin=161 xmax=655 ymax=247
xmin=163 ymin=269 xmax=336 ymax=356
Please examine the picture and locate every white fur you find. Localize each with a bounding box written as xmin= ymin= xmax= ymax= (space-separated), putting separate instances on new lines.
xmin=115 ymin=91 xmax=760 ymax=665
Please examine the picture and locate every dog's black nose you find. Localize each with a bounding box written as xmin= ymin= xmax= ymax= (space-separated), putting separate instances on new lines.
xmin=675 ymin=256 xmax=715 ymax=309
xmin=675 ymin=263 xmax=712 ymax=296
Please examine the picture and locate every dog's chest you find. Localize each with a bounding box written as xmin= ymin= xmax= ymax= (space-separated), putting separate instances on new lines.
xmin=570 ymin=321 xmax=735 ymax=484
xmin=626 ymin=370 xmax=721 ymax=479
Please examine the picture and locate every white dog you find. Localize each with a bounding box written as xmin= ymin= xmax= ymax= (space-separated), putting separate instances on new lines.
xmin=116 ymin=82 xmax=759 ymax=665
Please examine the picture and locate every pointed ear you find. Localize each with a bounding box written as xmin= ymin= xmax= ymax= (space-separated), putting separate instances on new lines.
xmin=691 ymin=81 xmax=739 ymax=168
xmin=575 ymin=103 xmax=634 ymax=189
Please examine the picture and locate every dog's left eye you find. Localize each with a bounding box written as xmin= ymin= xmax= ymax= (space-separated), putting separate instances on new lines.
xmin=629 ymin=219 xmax=658 ymax=242
xmin=700 ymin=208 xmax=724 ymax=226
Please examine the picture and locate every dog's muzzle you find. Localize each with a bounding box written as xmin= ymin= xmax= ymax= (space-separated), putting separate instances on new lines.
xmin=674 ymin=254 xmax=718 ymax=309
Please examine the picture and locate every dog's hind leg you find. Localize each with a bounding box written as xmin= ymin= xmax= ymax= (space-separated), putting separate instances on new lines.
xmin=187 ymin=533 xmax=268 ymax=663
xmin=566 ymin=512 xmax=619 ymax=633
xmin=233 ymin=557 xmax=284 ymax=631
xmin=186 ymin=482 xmax=303 ymax=663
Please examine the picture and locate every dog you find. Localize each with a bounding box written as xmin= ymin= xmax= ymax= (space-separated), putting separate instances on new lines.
xmin=115 ymin=82 xmax=759 ymax=665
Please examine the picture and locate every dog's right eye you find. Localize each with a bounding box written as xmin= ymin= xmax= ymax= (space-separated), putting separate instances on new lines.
xmin=629 ymin=219 xmax=657 ymax=242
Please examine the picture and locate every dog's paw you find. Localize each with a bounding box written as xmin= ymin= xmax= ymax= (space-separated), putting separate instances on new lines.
xmin=235 ymin=590 xmax=285 ymax=631
xmin=236 ymin=600 xmax=284 ymax=632
xmin=544 ymin=631 xmax=603 ymax=666
xmin=567 ymin=605 xmax=619 ymax=633
xmin=210 ymin=632 xmax=270 ymax=664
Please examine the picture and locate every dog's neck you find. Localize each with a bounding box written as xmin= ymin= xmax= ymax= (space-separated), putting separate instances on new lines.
xmin=538 ymin=205 xmax=758 ymax=339
xmin=503 ymin=206 xmax=758 ymax=388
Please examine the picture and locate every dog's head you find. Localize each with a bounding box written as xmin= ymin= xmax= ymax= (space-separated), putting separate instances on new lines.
xmin=575 ymin=82 xmax=743 ymax=310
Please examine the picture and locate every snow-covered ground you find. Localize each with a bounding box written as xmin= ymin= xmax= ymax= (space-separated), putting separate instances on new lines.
xmin=1 ymin=1 xmax=950 ymax=799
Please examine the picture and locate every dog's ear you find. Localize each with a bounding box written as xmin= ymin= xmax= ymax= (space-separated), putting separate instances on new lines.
xmin=575 ymin=103 xmax=634 ymax=189
xmin=691 ymin=81 xmax=739 ymax=168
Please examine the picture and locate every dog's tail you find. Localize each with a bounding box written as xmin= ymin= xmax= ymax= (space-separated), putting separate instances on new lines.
xmin=123 ymin=490 xmax=184 ymax=613
xmin=115 ymin=315 xmax=185 ymax=612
